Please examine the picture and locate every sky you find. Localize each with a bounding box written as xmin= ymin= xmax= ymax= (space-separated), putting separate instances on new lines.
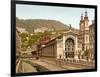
xmin=16 ymin=4 xmax=95 ymax=29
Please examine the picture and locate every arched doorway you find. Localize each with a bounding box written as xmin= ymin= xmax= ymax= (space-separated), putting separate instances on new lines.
xmin=65 ymin=38 xmax=75 ymax=58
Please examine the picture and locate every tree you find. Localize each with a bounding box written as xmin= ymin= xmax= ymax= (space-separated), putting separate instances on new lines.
xmin=84 ymin=49 xmax=90 ymax=60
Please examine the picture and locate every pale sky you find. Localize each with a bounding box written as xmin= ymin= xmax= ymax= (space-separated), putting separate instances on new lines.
xmin=16 ymin=4 xmax=95 ymax=29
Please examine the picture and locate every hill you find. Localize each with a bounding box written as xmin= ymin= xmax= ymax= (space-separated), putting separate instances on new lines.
xmin=16 ymin=18 xmax=69 ymax=33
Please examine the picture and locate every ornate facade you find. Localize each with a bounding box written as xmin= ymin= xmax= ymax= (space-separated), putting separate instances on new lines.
xmin=79 ymin=11 xmax=90 ymax=51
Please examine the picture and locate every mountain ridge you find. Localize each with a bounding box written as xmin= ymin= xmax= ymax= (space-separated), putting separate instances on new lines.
xmin=16 ymin=18 xmax=70 ymax=33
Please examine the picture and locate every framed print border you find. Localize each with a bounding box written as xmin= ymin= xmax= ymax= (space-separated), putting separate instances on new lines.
xmin=11 ymin=0 xmax=97 ymax=76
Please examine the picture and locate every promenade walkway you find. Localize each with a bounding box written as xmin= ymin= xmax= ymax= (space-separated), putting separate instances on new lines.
xmin=29 ymin=59 xmax=66 ymax=71
xmin=29 ymin=57 xmax=95 ymax=70
xmin=16 ymin=57 xmax=95 ymax=73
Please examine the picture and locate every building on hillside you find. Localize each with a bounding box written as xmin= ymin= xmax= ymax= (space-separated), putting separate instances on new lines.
xmin=34 ymin=27 xmax=54 ymax=33
xmin=16 ymin=27 xmax=28 ymax=33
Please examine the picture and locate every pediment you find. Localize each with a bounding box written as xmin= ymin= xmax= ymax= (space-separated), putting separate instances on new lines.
xmin=63 ymin=30 xmax=79 ymax=36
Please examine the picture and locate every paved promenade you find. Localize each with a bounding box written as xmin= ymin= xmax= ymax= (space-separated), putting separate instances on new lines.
xmin=31 ymin=57 xmax=94 ymax=70
xmin=29 ymin=59 xmax=66 ymax=71
xmin=16 ymin=57 xmax=95 ymax=73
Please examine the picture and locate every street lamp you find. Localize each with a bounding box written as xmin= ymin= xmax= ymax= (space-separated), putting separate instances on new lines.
xmin=41 ymin=44 xmax=45 ymax=47
xmin=36 ymin=44 xmax=46 ymax=60
xmin=63 ymin=50 xmax=65 ymax=63
xmin=41 ymin=44 xmax=45 ymax=57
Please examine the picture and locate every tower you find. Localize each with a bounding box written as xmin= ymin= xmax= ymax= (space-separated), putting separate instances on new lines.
xmin=80 ymin=14 xmax=84 ymax=31
xmin=79 ymin=11 xmax=90 ymax=51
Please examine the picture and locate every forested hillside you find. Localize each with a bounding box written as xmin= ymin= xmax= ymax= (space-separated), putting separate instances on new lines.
xmin=16 ymin=17 xmax=69 ymax=33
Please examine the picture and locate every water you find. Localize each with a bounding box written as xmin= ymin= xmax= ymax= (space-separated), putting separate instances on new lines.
xmin=23 ymin=60 xmax=49 ymax=72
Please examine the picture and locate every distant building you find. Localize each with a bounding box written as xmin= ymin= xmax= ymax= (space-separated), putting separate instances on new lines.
xmin=16 ymin=27 xmax=28 ymax=33
xmin=89 ymin=20 xmax=95 ymax=60
xmin=34 ymin=27 xmax=54 ymax=33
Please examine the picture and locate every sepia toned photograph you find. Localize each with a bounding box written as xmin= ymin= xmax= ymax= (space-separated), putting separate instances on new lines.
xmin=11 ymin=1 xmax=97 ymax=76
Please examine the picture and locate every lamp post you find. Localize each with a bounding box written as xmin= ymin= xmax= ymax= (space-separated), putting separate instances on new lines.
xmin=40 ymin=44 xmax=45 ymax=58
xmin=58 ymin=54 xmax=62 ymax=67
xmin=63 ymin=50 xmax=65 ymax=63
xmin=36 ymin=43 xmax=46 ymax=60
xmin=36 ymin=45 xmax=39 ymax=60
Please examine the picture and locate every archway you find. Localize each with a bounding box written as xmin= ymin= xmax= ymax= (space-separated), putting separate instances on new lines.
xmin=65 ymin=38 xmax=75 ymax=58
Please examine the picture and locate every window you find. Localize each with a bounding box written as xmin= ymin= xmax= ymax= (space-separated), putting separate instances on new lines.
xmin=68 ymin=48 xmax=70 ymax=51
xmin=86 ymin=36 xmax=88 ymax=42
xmin=72 ymin=48 xmax=73 ymax=51
xmin=86 ymin=46 xmax=88 ymax=50
xmin=65 ymin=38 xmax=74 ymax=52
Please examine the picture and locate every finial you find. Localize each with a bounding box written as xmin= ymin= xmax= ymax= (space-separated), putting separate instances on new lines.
xmin=81 ymin=13 xmax=83 ymax=20
xmin=81 ymin=13 xmax=83 ymax=16
xmin=85 ymin=10 xmax=87 ymax=16
xmin=69 ymin=24 xmax=71 ymax=30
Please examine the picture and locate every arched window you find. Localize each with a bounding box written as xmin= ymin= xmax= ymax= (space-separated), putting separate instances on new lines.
xmin=86 ymin=36 xmax=88 ymax=42
xmin=65 ymin=38 xmax=75 ymax=58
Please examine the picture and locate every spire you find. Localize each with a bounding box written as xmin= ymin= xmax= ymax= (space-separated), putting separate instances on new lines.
xmin=69 ymin=24 xmax=72 ymax=30
xmin=81 ymin=13 xmax=84 ymax=20
xmin=85 ymin=10 xmax=87 ymax=17
xmin=84 ymin=10 xmax=88 ymax=20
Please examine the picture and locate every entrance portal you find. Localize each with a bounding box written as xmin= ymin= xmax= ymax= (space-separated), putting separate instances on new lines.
xmin=65 ymin=38 xmax=75 ymax=58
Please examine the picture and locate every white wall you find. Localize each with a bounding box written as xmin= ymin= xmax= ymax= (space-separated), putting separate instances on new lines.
xmin=0 ymin=0 xmax=99 ymax=77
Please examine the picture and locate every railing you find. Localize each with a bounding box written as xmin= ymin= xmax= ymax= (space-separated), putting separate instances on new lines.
xmin=63 ymin=58 xmax=95 ymax=67
xmin=41 ymin=57 xmax=94 ymax=68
